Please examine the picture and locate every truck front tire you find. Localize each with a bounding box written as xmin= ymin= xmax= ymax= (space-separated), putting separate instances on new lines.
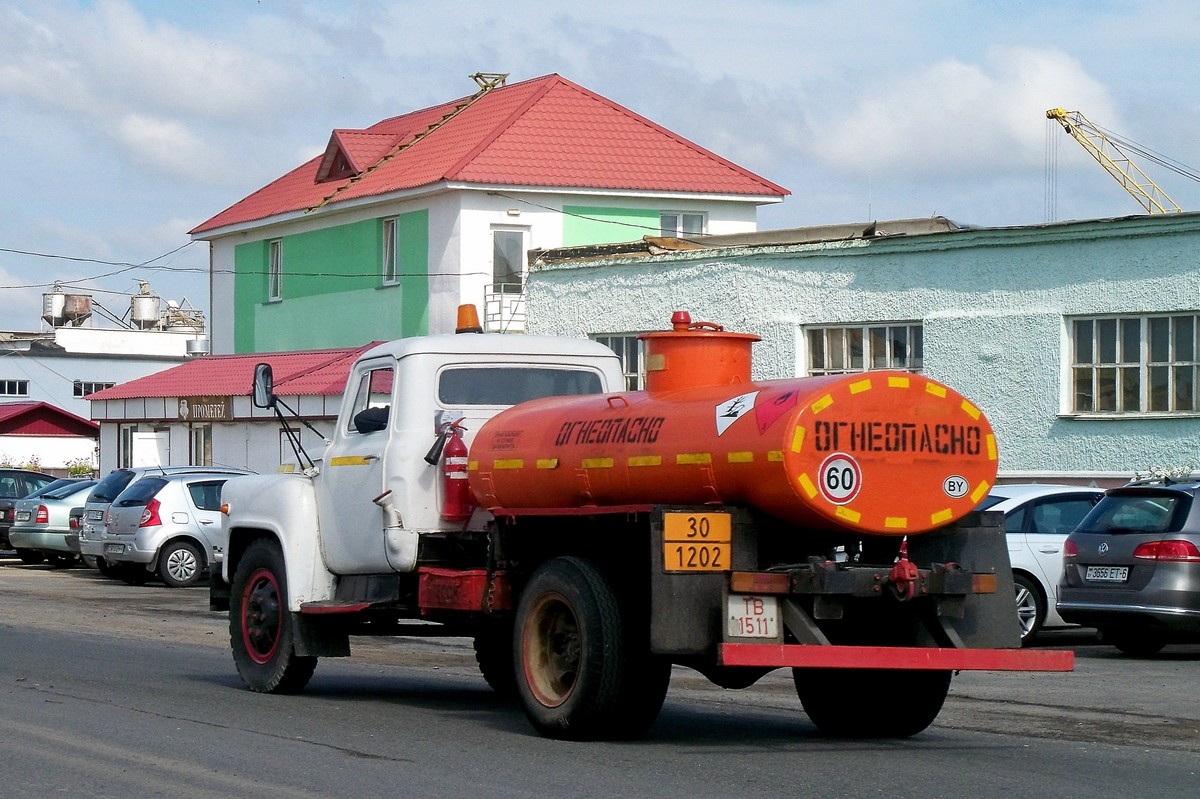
xmin=230 ymin=539 xmax=316 ymax=694
xmin=514 ymin=556 xmax=669 ymax=740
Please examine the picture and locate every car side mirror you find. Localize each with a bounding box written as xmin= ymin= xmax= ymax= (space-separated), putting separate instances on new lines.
xmin=252 ymin=363 xmax=275 ymax=409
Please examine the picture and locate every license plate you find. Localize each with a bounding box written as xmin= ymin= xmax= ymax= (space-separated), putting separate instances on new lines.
xmin=15 ymin=511 xmax=30 ymax=522
xmin=727 ymin=595 xmax=778 ymax=638
xmin=662 ymin=512 xmax=731 ymax=572
xmin=1086 ymin=565 xmax=1129 ymax=582
xmin=104 ymin=543 xmax=125 ymax=555
xmin=88 ymin=510 xmax=104 ymax=521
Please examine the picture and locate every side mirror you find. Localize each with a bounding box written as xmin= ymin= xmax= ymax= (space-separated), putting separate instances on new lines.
xmin=252 ymin=363 xmax=275 ymax=409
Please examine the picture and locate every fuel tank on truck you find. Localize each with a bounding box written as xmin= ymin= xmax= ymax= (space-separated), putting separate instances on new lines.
xmin=468 ymin=312 xmax=997 ymax=535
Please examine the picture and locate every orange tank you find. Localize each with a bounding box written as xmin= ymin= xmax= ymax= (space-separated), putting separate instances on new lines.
xmin=467 ymin=314 xmax=997 ymax=535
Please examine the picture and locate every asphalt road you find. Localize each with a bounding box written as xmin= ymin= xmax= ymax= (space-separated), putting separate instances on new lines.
xmin=1 ymin=556 xmax=1198 ymax=799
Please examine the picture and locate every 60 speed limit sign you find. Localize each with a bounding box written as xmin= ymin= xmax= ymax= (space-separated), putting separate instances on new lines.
xmin=817 ymin=452 xmax=862 ymax=505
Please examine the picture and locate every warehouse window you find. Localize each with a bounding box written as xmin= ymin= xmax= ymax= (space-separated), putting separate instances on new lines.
xmin=0 ymin=380 xmax=29 ymax=397
xmin=591 ymin=334 xmax=646 ymax=391
xmin=73 ymin=381 xmax=115 ymax=397
xmin=659 ymin=212 xmax=704 ymax=238
xmin=807 ymin=324 xmax=923 ymax=376
xmin=1071 ymin=313 xmax=1197 ymax=414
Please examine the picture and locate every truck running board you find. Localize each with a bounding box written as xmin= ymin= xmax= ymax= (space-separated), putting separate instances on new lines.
xmin=720 ymin=643 xmax=1074 ymax=672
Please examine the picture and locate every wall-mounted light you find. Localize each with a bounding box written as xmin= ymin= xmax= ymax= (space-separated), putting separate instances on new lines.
xmin=506 ymin=208 xmax=521 ymax=217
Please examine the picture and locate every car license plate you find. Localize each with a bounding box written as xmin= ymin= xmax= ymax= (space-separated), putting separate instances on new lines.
xmin=1086 ymin=565 xmax=1129 ymax=582
xmin=727 ymin=595 xmax=778 ymax=638
xmin=104 ymin=543 xmax=125 ymax=555
xmin=88 ymin=509 xmax=104 ymax=521
xmin=15 ymin=510 xmax=30 ymax=522
xmin=662 ymin=512 xmax=731 ymax=572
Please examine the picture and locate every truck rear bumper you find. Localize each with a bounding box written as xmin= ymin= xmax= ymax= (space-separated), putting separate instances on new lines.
xmin=720 ymin=643 xmax=1074 ymax=672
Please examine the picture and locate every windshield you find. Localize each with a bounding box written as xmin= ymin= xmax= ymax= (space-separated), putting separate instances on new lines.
xmin=438 ymin=367 xmax=603 ymax=406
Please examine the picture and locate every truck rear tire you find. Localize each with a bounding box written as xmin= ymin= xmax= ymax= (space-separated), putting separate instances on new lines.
xmin=230 ymin=539 xmax=316 ymax=694
xmin=473 ymin=618 xmax=517 ymax=697
xmin=794 ymin=668 xmax=951 ymax=738
xmin=515 ymin=556 xmax=669 ymax=740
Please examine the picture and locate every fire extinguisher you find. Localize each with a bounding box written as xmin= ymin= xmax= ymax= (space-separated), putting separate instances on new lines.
xmin=439 ymin=419 xmax=473 ymax=522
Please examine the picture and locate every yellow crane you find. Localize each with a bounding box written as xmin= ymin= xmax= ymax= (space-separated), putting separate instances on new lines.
xmin=1046 ymin=107 xmax=1183 ymax=214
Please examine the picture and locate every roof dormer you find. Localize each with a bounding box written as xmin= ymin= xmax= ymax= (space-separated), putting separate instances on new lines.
xmin=315 ymin=130 xmax=406 ymax=183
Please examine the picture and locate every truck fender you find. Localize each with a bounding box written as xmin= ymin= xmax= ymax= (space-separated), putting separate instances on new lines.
xmin=220 ymin=474 xmax=336 ymax=611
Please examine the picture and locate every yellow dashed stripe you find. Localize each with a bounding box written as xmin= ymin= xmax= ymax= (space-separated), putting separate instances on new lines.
xmin=835 ymin=506 xmax=861 ymax=524
xmin=536 ymin=458 xmax=558 ymax=469
xmin=986 ymin=434 xmax=997 ymax=461
xmin=960 ymin=399 xmax=981 ymax=420
xmin=627 ymin=455 xmax=662 ymax=467
xmin=970 ymin=480 xmax=991 ymax=503
xmin=925 ymin=383 xmax=947 ymax=398
xmin=493 ymin=459 xmax=524 ymax=470
xmin=467 ymin=460 xmax=478 ymax=471
xmin=582 ymin=457 xmax=614 ymax=469
xmin=676 ymin=453 xmax=712 ymax=465
xmin=849 ymin=378 xmax=872 ymax=394
xmin=888 ymin=376 xmax=910 ymax=389
xmin=930 ymin=508 xmax=953 ymax=525
xmin=727 ymin=451 xmax=754 ymax=463
xmin=798 ymin=473 xmax=817 ymax=498
xmin=811 ymin=394 xmax=834 ymax=413
xmin=885 ymin=516 xmax=908 ymax=529
xmin=767 ymin=450 xmax=784 ymax=462
xmin=791 ymin=425 xmax=806 ymax=453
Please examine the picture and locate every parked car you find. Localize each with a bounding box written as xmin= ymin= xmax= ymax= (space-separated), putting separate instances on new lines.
xmin=1059 ymin=477 xmax=1200 ymax=656
xmin=8 ymin=479 xmax=98 ymax=565
xmin=977 ymin=484 xmax=1105 ymax=643
xmin=79 ymin=466 xmax=252 ymax=576
xmin=0 ymin=468 xmax=56 ymax=550
xmin=102 ymin=472 xmax=239 ymax=587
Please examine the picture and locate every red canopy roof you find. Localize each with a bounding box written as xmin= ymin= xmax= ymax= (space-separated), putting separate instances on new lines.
xmin=86 ymin=344 xmax=378 ymax=401
xmin=0 ymin=402 xmax=99 ymax=436
xmin=191 ymin=74 xmax=788 ymax=235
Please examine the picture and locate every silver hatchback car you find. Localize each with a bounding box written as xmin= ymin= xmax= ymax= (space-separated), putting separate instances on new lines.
xmin=102 ymin=473 xmax=237 ymax=587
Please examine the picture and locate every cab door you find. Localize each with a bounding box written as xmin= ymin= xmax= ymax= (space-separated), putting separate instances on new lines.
xmin=316 ymin=360 xmax=395 ymax=574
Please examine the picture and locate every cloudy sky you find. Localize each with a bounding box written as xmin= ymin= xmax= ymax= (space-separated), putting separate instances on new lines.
xmin=1 ymin=0 xmax=1198 ymax=330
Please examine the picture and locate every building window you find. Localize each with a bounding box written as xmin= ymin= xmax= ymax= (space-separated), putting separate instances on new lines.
xmin=118 ymin=423 xmax=136 ymax=469
xmin=592 ymin=334 xmax=646 ymax=391
xmin=660 ymin=212 xmax=705 ymax=238
xmin=1072 ymin=314 xmax=1197 ymax=413
xmin=190 ymin=425 xmax=213 ymax=466
xmin=73 ymin=381 xmax=115 ymax=397
xmin=492 ymin=229 xmax=525 ymax=290
xmin=0 ymin=380 xmax=29 ymax=397
xmin=268 ymin=239 xmax=283 ymax=301
xmin=807 ymin=323 xmax=923 ymax=376
xmin=382 ymin=218 xmax=399 ymax=286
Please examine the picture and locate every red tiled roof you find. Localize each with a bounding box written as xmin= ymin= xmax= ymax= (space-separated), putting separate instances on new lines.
xmin=0 ymin=402 xmax=99 ymax=436
xmin=191 ymin=74 xmax=788 ymax=235
xmin=86 ymin=344 xmax=379 ymax=401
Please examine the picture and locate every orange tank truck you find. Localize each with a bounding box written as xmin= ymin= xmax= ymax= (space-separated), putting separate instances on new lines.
xmin=469 ymin=312 xmax=996 ymax=535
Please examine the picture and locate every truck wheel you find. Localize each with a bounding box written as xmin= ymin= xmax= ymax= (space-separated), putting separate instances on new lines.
xmin=473 ymin=618 xmax=517 ymax=698
xmin=230 ymin=539 xmax=316 ymax=694
xmin=158 ymin=540 xmax=203 ymax=588
xmin=794 ymin=668 xmax=951 ymax=737
xmin=515 ymin=556 xmax=668 ymax=740
xmin=1013 ymin=573 xmax=1045 ymax=644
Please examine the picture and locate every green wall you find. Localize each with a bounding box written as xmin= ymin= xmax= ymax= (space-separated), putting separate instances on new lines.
xmin=233 ymin=211 xmax=429 ymax=352
xmin=563 ymin=206 xmax=659 ymax=246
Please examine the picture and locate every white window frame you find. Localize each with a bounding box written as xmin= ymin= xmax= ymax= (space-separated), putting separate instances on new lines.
xmin=1070 ymin=313 xmax=1198 ymax=415
xmin=268 ymin=239 xmax=283 ymax=302
xmin=591 ymin=333 xmax=647 ymax=391
xmin=382 ymin=217 xmax=399 ymax=286
xmin=73 ymin=380 xmax=115 ymax=397
xmin=0 ymin=379 xmax=29 ymax=397
xmin=659 ymin=212 xmax=705 ymax=238
xmin=805 ymin=323 xmax=923 ymax=376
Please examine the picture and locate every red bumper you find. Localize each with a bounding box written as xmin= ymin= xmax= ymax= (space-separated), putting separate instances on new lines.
xmin=721 ymin=643 xmax=1074 ymax=671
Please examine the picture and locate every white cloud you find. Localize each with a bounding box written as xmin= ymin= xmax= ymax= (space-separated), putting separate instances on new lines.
xmin=802 ymin=46 xmax=1114 ymax=179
